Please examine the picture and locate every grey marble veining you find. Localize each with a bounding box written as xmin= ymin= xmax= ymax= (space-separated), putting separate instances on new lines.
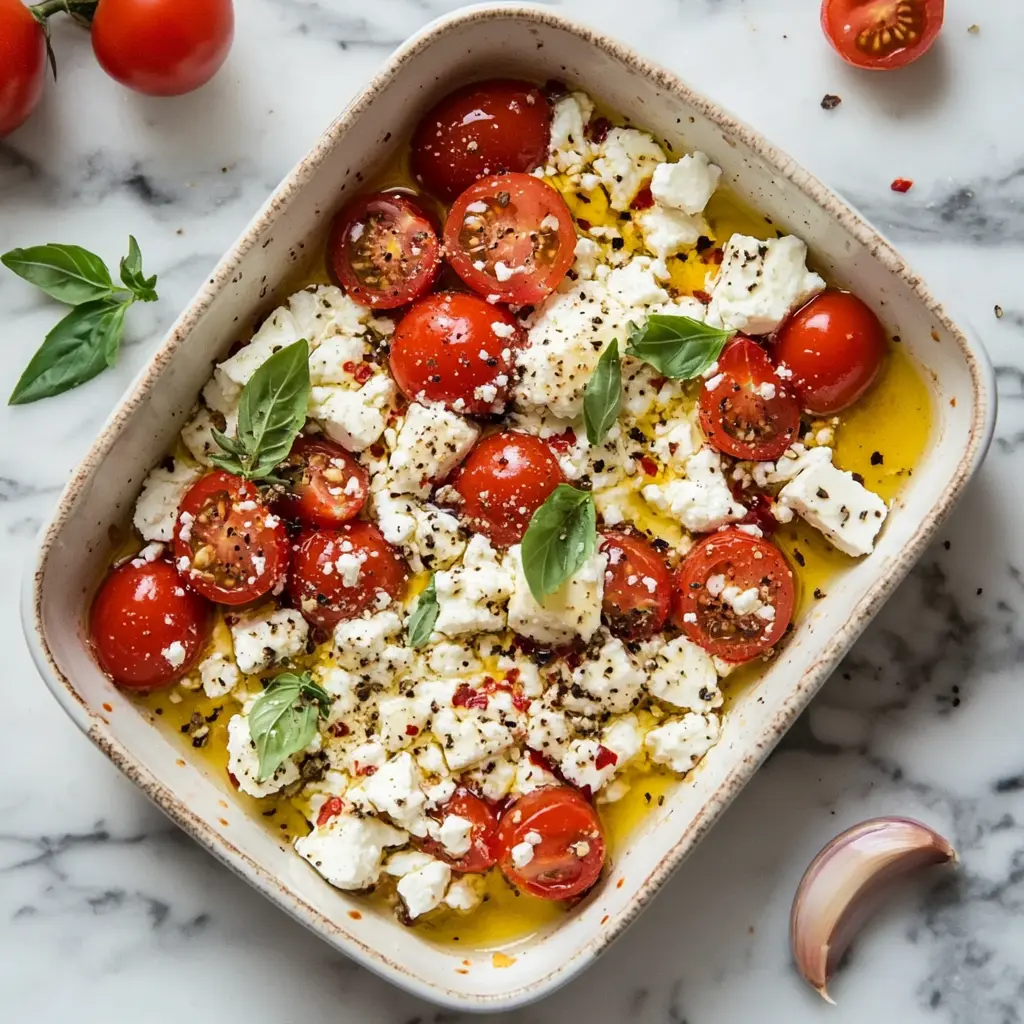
xmin=3 ymin=1 xmax=1024 ymax=1021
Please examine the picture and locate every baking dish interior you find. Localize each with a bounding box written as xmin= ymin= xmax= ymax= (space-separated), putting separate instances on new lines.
xmin=30 ymin=7 xmax=990 ymax=1010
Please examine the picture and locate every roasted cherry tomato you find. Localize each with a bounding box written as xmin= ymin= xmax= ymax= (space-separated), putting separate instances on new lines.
xmin=276 ymin=436 xmax=368 ymax=527
xmin=389 ymin=292 xmax=522 ymax=415
xmin=821 ymin=0 xmax=944 ymax=71
xmin=411 ymin=79 xmax=551 ymax=202
xmin=288 ymin=523 xmax=408 ymax=630
xmin=173 ymin=471 xmax=288 ymax=606
xmin=496 ymin=787 xmax=606 ymax=900
xmin=91 ymin=0 xmax=235 ymax=97
xmin=452 ymin=432 xmax=565 ymax=548
xmin=599 ymin=531 xmax=672 ymax=641
xmin=774 ymin=290 xmax=887 ymax=414
xmin=421 ymin=789 xmax=499 ymax=874
xmin=328 ymin=191 xmax=441 ymax=309
xmin=0 ymin=0 xmax=46 ymax=138
xmin=444 ymin=173 xmax=576 ymax=305
xmin=699 ymin=337 xmax=800 ymax=461
xmin=90 ymin=557 xmax=211 ymax=690
xmin=672 ymin=529 xmax=795 ymax=663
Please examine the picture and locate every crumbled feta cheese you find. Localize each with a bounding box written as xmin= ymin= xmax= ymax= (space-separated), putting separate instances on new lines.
xmin=464 ymin=754 xmax=517 ymax=802
xmin=437 ymin=814 xmax=474 ymax=858
xmin=444 ymin=875 xmax=484 ymax=912
xmin=433 ymin=535 xmax=513 ymax=637
xmin=199 ymin=652 xmax=241 ymax=698
xmin=133 ymin=459 xmax=201 ymax=542
xmin=397 ymin=860 xmax=452 ymax=919
xmin=295 ymin=812 xmax=407 ymax=890
xmin=386 ymin=402 xmax=479 ymax=497
xmin=230 ymin=609 xmax=309 ymax=675
xmin=357 ymin=751 xmax=430 ymax=836
xmin=377 ymin=695 xmax=430 ymax=752
xmin=227 ymin=713 xmax=300 ymax=798
xmin=333 ymin=610 xmax=412 ymax=687
xmin=647 ymin=636 xmax=721 ymax=713
xmin=510 ymin=841 xmax=535 ymax=869
xmin=162 ymin=640 xmax=187 ymax=669
xmin=310 ymin=374 xmax=394 ymax=452
xmin=592 ymin=128 xmax=666 ymax=210
xmin=642 ymin=447 xmax=746 ymax=532
xmin=572 ymin=635 xmax=645 ymax=713
xmin=548 ymin=92 xmax=595 ymax=175
xmin=637 ymin=204 xmax=707 ymax=277
xmin=650 ymin=152 xmax=722 ymax=215
xmin=645 ymin=713 xmax=722 ymax=773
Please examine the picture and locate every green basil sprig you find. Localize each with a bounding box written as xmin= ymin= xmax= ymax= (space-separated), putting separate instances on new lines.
xmin=625 ymin=314 xmax=734 ymax=379
xmin=4 ymin=236 xmax=158 ymax=405
xmin=211 ymin=339 xmax=311 ymax=481
xmin=583 ymin=338 xmax=622 ymax=446
xmin=407 ymin=575 xmax=439 ymax=649
xmin=248 ymin=672 xmax=332 ymax=782
xmin=521 ymin=484 xmax=597 ymax=601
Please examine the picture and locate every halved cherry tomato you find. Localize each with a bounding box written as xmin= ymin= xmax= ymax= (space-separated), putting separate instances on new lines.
xmin=0 ymin=0 xmax=46 ymax=138
xmin=774 ymin=290 xmax=887 ymax=414
xmin=389 ymin=292 xmax=522 ymax=415
xmin=276 ymin=436 xmax=368 ymax=527
xmin=699 ymin=337 xmax=800 ymax=461
xmin=411 ymin=79 xmax=551 ymax=202
xmin=90 ymin=558 xmax=211 ymax=690
xmin=672 ymin=529 xmax=794 ymax=662
xmin=421 ymin=789 xmax=498 ymax=874
xmin=452 ymin=432 xmax=565 ymax=548
xmin=496 ymin=787 xmax=606 ymax=900
xmin=821 ymin=0 xmax=944 ymax=71
xmin=599 ymin=532 xmax=672 ymax=641
xmin=444 ymin=173 xmax=576 ymax=305
xmin=328 ymin=192 xmax=441 ymax=309
xmin=173 ymin=471 xmax=288 ymax=606
xmin=288 ymin=523 xmax=408 ymax=630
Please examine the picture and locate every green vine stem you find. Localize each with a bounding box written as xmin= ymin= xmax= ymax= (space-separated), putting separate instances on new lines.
xmin=29 ymin=0 xmax=99 ymax=80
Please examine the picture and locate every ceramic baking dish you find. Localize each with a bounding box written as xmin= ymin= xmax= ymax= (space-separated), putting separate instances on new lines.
xmin=22 ymin=3 xmax=995 ymax=1012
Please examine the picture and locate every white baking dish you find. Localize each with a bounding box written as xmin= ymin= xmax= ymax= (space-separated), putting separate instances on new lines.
xmin=22 ymin=4 xmax=995 ymax=1012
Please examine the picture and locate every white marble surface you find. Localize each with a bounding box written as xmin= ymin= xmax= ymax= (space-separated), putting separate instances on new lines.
xmin=2 ymin=1 xmax=1023 ymax=1021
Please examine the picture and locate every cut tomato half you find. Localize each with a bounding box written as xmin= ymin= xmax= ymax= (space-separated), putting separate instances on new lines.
xmin=821 ymin=0 xmax=945 ymax=71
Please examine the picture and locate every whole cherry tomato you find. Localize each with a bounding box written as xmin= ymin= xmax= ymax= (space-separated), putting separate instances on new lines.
xmin=0 ymin=0 xmax=46 ymax=137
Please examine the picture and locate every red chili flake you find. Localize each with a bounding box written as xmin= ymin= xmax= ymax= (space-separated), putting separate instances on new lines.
xmin=650 ymin=376 xmax=667 ymax=389
xmin=692 ymin=289 xmax=713 ymax=304
xmin=370 ymin=443 xmax=385 ymax=458
xmin=227 ymin=771 xmax=240 ymax=790
xmin=640 ymin=455 xmax=658 ymax=477
xmin=329 ymin=721 xmax=351 ymax=738
xmin=740 ymin=493 xmax=778 ymax=536
xmin=630 ymin=183 xmax=654 ymax=211
xmin=355 ymin=763 xmax=378 ymax=777
xmin=405 ymin=724 xmax=420 ymax=737
xmin=452 ymin=684 xmax=489 ymax=710
xmin=577 ymin=218 xmax=592 ymax=232
xmin=316 ymin=796 xmax=344 ymax=827
xmin=707 ymin=248 xmax=724 ymax=265
xmin=546 ymin=427 xmax=577 ymax=454
xmin=355 ymin=363 xmax=374 ymax=384
xmin=512 ymin=692 xmax=532 ymax=713
xmin=505 ymin=667 xmax=521 ymax=685
xmin=585 ymin=116 xmax=612 ymax=145
xmin=594 ymin=745 xmax=619 ymax=771
xmin=562 ymin=649 xmax=583 ymax=671
xmin=891 ymin=178 xmax=914 ymax=193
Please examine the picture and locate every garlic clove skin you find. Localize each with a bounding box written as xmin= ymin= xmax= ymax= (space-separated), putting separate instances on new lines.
xmin=790 ymin=817 xmax=957 ymax=1003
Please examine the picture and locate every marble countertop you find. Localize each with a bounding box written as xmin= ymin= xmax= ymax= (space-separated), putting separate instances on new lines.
xmin=3 ymin=1 xmax=1022 ymax=1020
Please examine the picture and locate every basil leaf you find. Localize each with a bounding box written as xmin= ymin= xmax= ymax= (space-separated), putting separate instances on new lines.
xmin=407 ymin=576 xmax=439 ymax=649
xmin=625 ymin=315 xmax=733 ymax=379
xmin=248 ymin=672 xmax=332 ymax=782
xmin=1 ymin=243 xmax=115 ymax=305
xmin=9 ymin=297 xmax=132 ymax=405
xmin=583 ymin=338 xmax=622 ymax=446
xmin=521 ymin=484 xmax=597 ymax=602
xmin=119 ymin=235 xmax=159 ymax=302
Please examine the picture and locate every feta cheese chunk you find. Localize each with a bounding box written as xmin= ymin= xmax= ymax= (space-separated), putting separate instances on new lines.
xmin=433 ymin=535 xmax=513 ymax=637
xmin=358 ymin=751 xmax=430 ymax=836
xmin=645 ymin=712 xmax=722 ymax=774
xmin=437 ymin=814 xmax=473 ymax=858
xmin=397 ymin=859 xmax=452 ymax=919
xmin=181 ymin=404 xmax=238 ymax=467
xmin=647 ymin=636 xmax=721 ymax=713
xmin=432 ymin=707 xmax=515 ymax=773
xmin=592 ymin=128 xmax=666 ymax=210
xmin=227 ymin=713 xmax=299 ymax=797
xmin=643 ymin=447 xmax=746 ymax=532
xmin=133 ymin=459 xmax=201 ymax=542
xmin=548 ymin=92 xmax=595 ymax=175
xmin=310 ymin=374 xmax=394 ymax=452
xmin=572 ymin=635 xmax=645 ymax=713
xmin=637 ymin=204 xmax=707 ymax=277
xmin=229 ymin=609 xmax=309 ymax=675
xmin=333 ymin=610 xmax=413 ymax=687
xmin=371 ymin=489 xmax=466 ymax=572
xmin=560 ymin=717 xmax=641 ymax=793
xmin=378 ymin=695 xmax=430 ymax=753
xmin=387 ymin=402 xmax=479 ymax=497
xmin=445 ymin=875 xmax=484 ymax=912
xmin=706 ymin=234 xmax=825 ymax=336
xmin=650 ymin=152 xmax=722 ymax=215
xmin=295 ymin=812 xmax=407 ymax=891
xmin=198 ymin=652 xmax=241 ymax=699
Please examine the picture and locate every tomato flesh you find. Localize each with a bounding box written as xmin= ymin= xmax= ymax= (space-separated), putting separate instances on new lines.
xmin=599 ymin=531 xmax=672 ymax=641
xmin=821 ymin=0 xmax=944 ymax=70
xmin=452 ymin=432 xmax=565 ymax=548
xmin=496 ymin=787 xmax=606 ymax=900
xmin=411 ymin=79 xmax=551 ymax=202
xmin=421 ymin=789 xmax=499 ymax=874
xmin=0 ymin=0 xmax=46 ymax=138
xmin=672 ymin=529 xmax=794 ymax=662
xmin=774 ymin=290 xmax=887 ymax=414
xmin=444 ymin=173 xmax=576 ymax=305
xmin=699 ymin=337 xmax=800 ymax=461
xmin=329 ymin=191 xmax=441 ymax=309
xmin=173 ymin=471 xmax=288 ymax=606
xmin=276 ymin=436 xmax=369 ymax=527
xmin=389 ymin=292 xmax=522 ymax=414
xmin=91 ymin=557 xmax=211 ymax=690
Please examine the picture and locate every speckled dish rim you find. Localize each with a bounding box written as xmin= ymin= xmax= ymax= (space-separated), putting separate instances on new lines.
xmin=22 ymin=2 xmax=996 ymax=1012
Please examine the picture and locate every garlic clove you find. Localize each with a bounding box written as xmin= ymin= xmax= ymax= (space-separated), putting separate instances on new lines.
xmin=790 ymin=817 xmax=957 ymax=1003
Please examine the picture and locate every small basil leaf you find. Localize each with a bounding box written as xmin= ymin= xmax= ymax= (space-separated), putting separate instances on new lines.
xmin=583 ymin=338 xmax=622 ymax=445
xmin=1 ymin=243 xmax=115 ymax=305
xmin=119 ymin=235 xmax=158 ymax=302
xmin=248 ymin=672 xmax=325 ymax=782
xmin=625 ymin=314 xmax=733 ymax=379
xmin=407 ymin=576 xmax=439 ymax=649
xmin=299 ymin=678 xmax=333 ymax=718
xmin=521 ymin=484 xmax=597 ymax=602
xmin=209 ymin=428 xmax=246 ymax=456
xmin=102 ymin=302 xmax=130 ymax=367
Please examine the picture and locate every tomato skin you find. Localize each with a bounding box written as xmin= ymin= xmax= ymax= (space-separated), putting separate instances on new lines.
xmin=411 ymin=79 xmax=550 ymax=202
xmin=90 ymin=558 xmax=211 ymax=690
xmin=276 ymin=436 xmax=368 ymax=528
xmin=91 ymin=0 xmax=234 ymax=97
xmin=421 ymin=789 xmax=499 ymax=874
xmin=774 ymin=290 xmax=887 ymax=414
xmin=444 ymin=173 xmax=576 ymax=305
xmin=821 ymin=0 xmax=944 ymax=71
xmin=288 ymin=523 xmax=409 ymax=630
xmin=389 ymin=292 xmax=522 ymax=415
xmin=452 ymin=432 xmax=565 ymax=548
xmin=0 ymin=0 xmax=46 ymax=138
xmin=496 ymin=787 xmax=606 ymax=900
xmin=599 ymin=531 xmax=672 ymax=641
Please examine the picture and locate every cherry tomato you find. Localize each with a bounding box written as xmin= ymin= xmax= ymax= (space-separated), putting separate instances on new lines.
xmin=90 ymin=557 xmax=211 ymax=690
xmin=328 ymin=192 xmax=441 ymax=310
xmin=452 ymin=432 xmax=565 ymax=548
xmin=444 ymin=173 xmax=576 ymax=305
xmin=774 ymin=290 xmax=887 ymax=414
xmin=421 ymin=789 xmax=499 ymax=874
xmin=411 ymin=79 xmax=551 ymax=202
xmin=821 ymin=0 xmax=944 ymax=71
xmin=276 ymin=436 xmax=368 ymax=528
xmin=672 ymin=529 xmax=794 ymax=663
xmin=0 ymin=0 xmax=46 ymax=138
xmin=699 ymin=337 xmax=800 ymax=461
xmin=599 ymin=532 xmax=672 ymax=641
xmin=288 ymin=523 xmax=408 ymax=630
xmin=91 ymin=0 xmax=234 ymax=97
xmin=173 ymin=471 xmax=288 ymax=606
xmin=496 ymin=787 xmax=606 ymax=900
xmin=389 ymin=292 xmax=522 ymax=415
